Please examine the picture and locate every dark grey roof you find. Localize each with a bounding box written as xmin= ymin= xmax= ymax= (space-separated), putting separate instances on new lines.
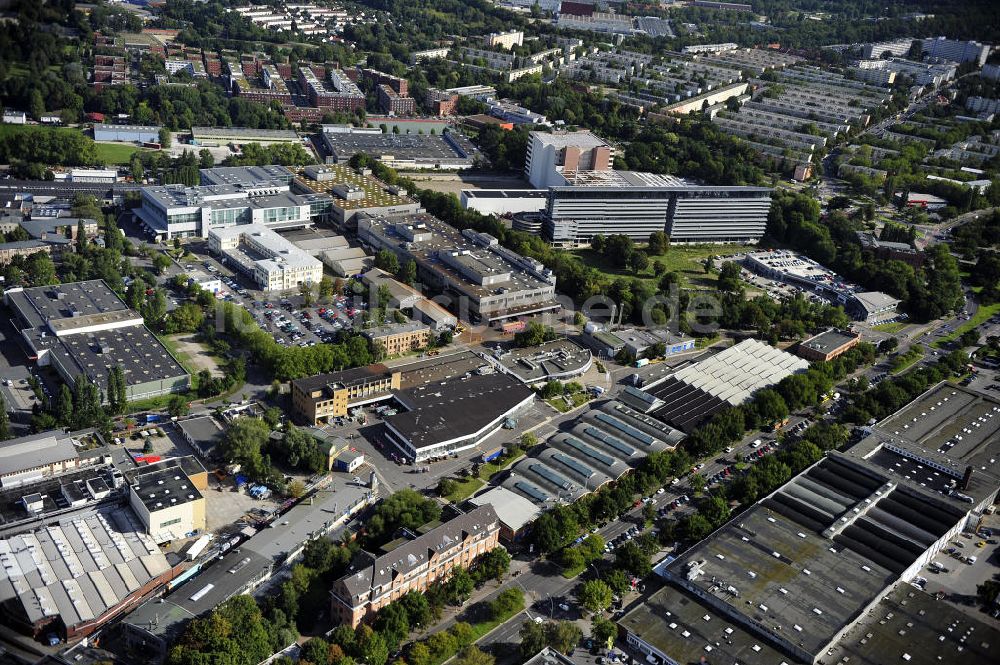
xmin=130 ymin=463 xmax=203 ymax=513
xmin=335 ymin=504 xmax=499 ymax=601
xmin=385 ymin=373 xmax=534 ymax=450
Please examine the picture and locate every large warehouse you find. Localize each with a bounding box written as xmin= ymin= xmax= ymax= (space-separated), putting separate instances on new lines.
xmin=5 ymin=280 xmax=190 ymax=402
xmin=628 ymin=338 xmax=810 ymax=433
xmin=382 ymin=373 xmax=535 ymax=462
xmin=93 ymin=123 xmax=162 ymax=144
xmin=322 ymin=130 xmax=478 ymax=170
xmin=0 ymin=509 xmax=172 ymax=641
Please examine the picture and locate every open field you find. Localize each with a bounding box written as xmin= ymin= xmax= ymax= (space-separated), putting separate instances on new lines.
xmin=94 ymin=141 xmax=142 ymax=164
xmin=572 ymin=243 xmax=747 ymax=289
xmin=874 ymin=321 xmax=908 ymax=333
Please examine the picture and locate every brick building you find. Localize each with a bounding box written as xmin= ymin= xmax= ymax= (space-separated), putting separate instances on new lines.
xmin=330 ymin=505 xmax=501 ymax=628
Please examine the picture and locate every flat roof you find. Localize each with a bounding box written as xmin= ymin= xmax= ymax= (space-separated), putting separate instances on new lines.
xmin=362 ymin=320 xmax=430 ymax=340
xmin=468 ymin=486 xmax=541 ymax=532
xmin=177 ymin=416 xmax=225 ymax=451
xmin=530 ymin=129 xmax=611 ymax=150
xmin=825 ymin=585 xmax=1000 ymax=665
xmin=323 ymin=131 xmax=475 ymax=164
xmin=291 ymin=364 xmax=394 ymax=399
xmin=293 ymin=164 xmax=415 ymax=211
xmin=495 ymin=339 xmax=592 ymax=384
xmin=49 ymin=324 xmax=188 ymax=389
xmin=799 ymin=328 xmax=858 ymax=355
xmin=210 ymin=223 xmax=322 ymax=271
xmin=130 ymin=462 xmax=203 ymax=513
xmin=619 ymin=585 xmax=801 ymax=665
xmin=190 ymin=126 xmax=299 ymax=140
xmin=199 ymin=165 xmax=294 ymax=186
xmin=386 ymin=373 xmax=534 ymax=450
xmin=9 ymin=279 xmax=128 ymax=329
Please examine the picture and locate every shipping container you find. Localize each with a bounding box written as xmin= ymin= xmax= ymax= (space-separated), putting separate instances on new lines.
xmin=186 ymin=535 xmax=212 ymax=561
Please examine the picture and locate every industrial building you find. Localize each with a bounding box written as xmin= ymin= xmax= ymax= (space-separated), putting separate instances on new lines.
xmin=207 ymin=224 xmax=323 ymax=291
xmin=177 ymin=415 xmax=226 ymax=460
xmin=357 ymin=213 xmax=560 ymax=323
xmin=293 ymin=163 xmax=421 ymax=226
xmin=121 ymin=482 xmax=374 ymax=661
xmin=504 ymin=400 xmax=680 ymax=506
xmin=581 ymin=326 xmax=695 ymax=360
xmin=493 ymin=339 xmax=593 ymax=384
xmin=125 ymin=458 xmax=207 ymax=544
xmin=93 ymin=124 xmax=162 ymax=144
xmin=322 ymin=131 xmax=478 ymax=170
xmin=135 ymin=180 xmax=332 ymax=240
xmin=291 ymin=365 xmax=402 ymax=425
xmin=330 ymin=504 xmax=501 ymax=627
xmin=467 ymin=486 xmax=541 ymax=543
xmin=199 ymin=164 xmax=295 ymax=187
xmin=641 ymin=382 xmax=1000 ymax=665
xmin=0 ymin=431 xmax=80 ymax=488
xmin=5 ymin=280 xmax=190 ymax=402
xmin=796 ymin=328 xmax=861 ymax=362
xmin=744 ymin=250 xmax=899 ymax=323
xmin=0 ymin=509 xmax=172 ymax=641
xmin=189 ymin=126 xmax=300 ymax=146
xmin=362 ymin=321 xmax=432 ymax=357
xmin=383 ymin=373 xmax=535 ymax=462
xmin=630 ymin=339 xmax=810 ymax=433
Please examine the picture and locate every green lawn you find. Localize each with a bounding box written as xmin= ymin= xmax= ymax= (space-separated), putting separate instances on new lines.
xmin=561 ymin=563 xmax=586 ymax=579
xmin=481 ymin=451 xmax=524 ymax=481
xmin=890 ymin=347 xmax=924 ymax=375
xmin=934 ymin=302 xmax=1000 ymax=348
xmin=874 ymin=321 xmax=908 ymax=333
xmin=94 ymin=141 xmax=142 ymax=164
xmin=572 ymin=244 xmax=747 ymax=290
xmin=445 ymin=477 xmax=485 ymax=503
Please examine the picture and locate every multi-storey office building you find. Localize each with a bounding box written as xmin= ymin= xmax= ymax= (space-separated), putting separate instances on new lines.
xmin=357 ymin=213 xmax=559 ymax=323
xmin=135 ymin=182 xmax=331 ymax=240
xmin=330 ymin=505 xmax=500 ymax=627
xmin=207 ymin=224 xmax=323 ymax=291
xmin=543 ymin=171 xmax=771 ymax=246
xmin=525 ymin=130 xmax=615 ymax=188
xmin=362 ymin=321 xmax=431 ymax=357
xmin=291 ymin=366 xmax=402 ymax=425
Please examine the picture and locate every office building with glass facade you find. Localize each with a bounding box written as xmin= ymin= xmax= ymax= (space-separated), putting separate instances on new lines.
xmin=134 ymin=182 xmax=332 ymax=241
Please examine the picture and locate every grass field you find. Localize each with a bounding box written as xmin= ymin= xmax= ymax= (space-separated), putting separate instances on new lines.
xmin=445 ymin=477 xmax=484 ymax=503
xmin=0 ymin=124 xmax=144 ymax=165
xmin=94 ymin=141 xmax=141 ymax=164
xmin=934 ymin=302 xmax=1000 ymax=348
xmin=890 ymin=347 xmax=924 ymax=374
xmin=874 ymin=321 xmax=908 ymax=333
xmin=572 ymin=244 xmax=747 ymax=289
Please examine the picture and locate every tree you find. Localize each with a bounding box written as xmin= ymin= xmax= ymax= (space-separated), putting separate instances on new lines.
xmin=560 ymin=546 xmax=584 ymax=571
xmin=476 ymin=547 xmax=511 ymax=582
xmin=375 ymin=249 xmax=399 ymax=274
xmin=152 ymin=252 xmax=171 ymax=275
xmin=489 ymin=587 xmax=524 ymax=620
xmin=519 ymin=621 xmax=548 ymax=659
xmin=614 ymin=541 xmax=650 ymax=577
xmin=438 ymin=477 xmax=458 ymax=498
xmin=446 ymin=567 xmax=475 ymax=604
xmin=577 ymin=579 xmax=613 ymax=614
xmin=168 ymin=394 xmax=189 ymax=418
xmin=55 ymin=384 xmax=74 ymax=427
xmin=453 ymin=646 xmax=493 ymax=665
xmin=318 ymin=276 xmax=335 ymax=302
xmin=0 ymin=394 xmax=9 ymax=441
xmin=398 ymin=259 xmax=417 ymax=285
xmin=302 ymin=638 xmax=332 ymax=665
xmin=374 ymin=603 xmax=410 ymax=652
xmin=399 ymin=591 xmax=431 ymax=628
xmin=547 ymin=621 xmax=583 ymax=654
xmin=408 ymin=643 xmax=432 ymax=665
xmin=591 ymin=616 xmax=617 ymax=648
xmin=359 ymin=630 xmax=389 ymax=665
xmin=532 ymin=513 xmax=564 ymax=554
xmin=604 ymin=569 xmax=630 ymax=596
xmin=299 ymin=281 xmax=315 ymax=307
xmin=158 ymin=128 xmax=172 ymax=148
xmin=704 ymin=256 xmax=715 ymax=274
xmin=647 ymin=231 xmax=669 ymax=255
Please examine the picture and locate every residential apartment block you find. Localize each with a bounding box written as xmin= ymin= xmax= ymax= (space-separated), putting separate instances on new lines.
xmin=330 ymin=505 xmax=501 ymax=627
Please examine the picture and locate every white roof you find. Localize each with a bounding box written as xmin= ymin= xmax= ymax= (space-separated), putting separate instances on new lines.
xmin=469 ymin=488 xmax=541 ymax=532
xmin=672 ymin=339 xmax=810 ymax=405
xmin=0 ymin=432 xmax=78 ymax=479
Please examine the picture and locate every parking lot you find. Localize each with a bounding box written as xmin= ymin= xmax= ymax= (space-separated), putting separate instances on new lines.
xmin=920 ymin=520 xmax=1000 ymax=620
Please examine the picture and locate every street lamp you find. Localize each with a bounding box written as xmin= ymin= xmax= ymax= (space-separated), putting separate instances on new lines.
xmin=547 ymin=593 xmax=554 ymax=619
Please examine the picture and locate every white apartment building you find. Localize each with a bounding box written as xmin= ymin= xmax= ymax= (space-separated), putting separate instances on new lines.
xmin=484 ymin=30 xmax=524 ymax=50
xmin=208 ymin=224 xmax=323 ymax=291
